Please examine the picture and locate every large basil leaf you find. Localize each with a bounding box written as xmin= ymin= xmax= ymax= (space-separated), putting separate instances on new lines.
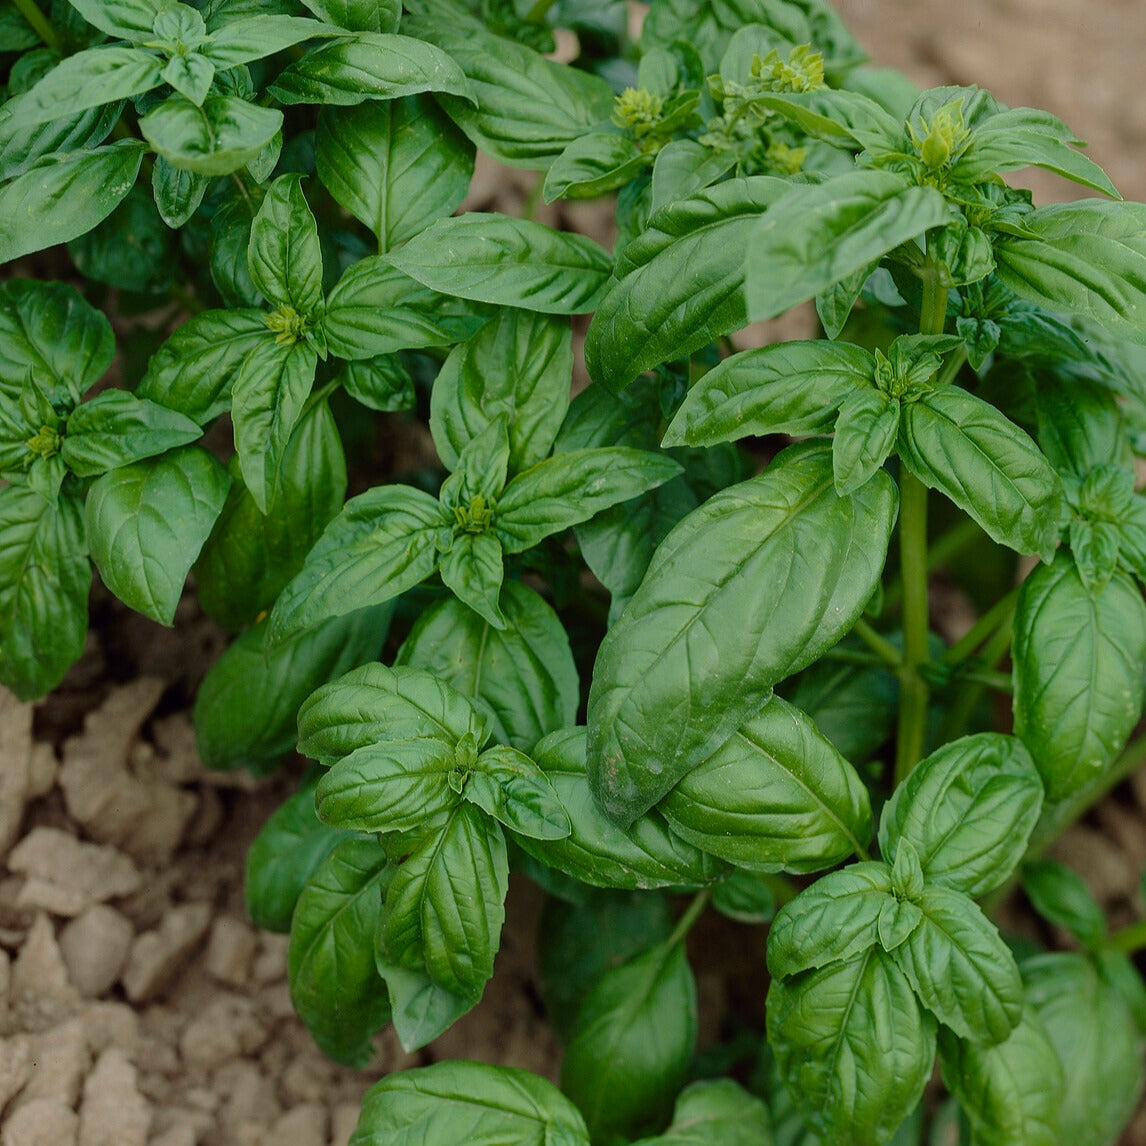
xmin=937 ymin=1010 xmax=1063 ymax=1146
xmin=139 ymin=95 xmax=282 ymax=176
xmin=194 ymin=606 xmax=391 ymax=773
xmin=1012 ymin=556 xmax=1146 ymax=801
xmin=201 ymin=14 xmax=333 ymax=66
xmin=287 ymin=838 xmax=393 ymax=1067
xmin=349 ymin=1061 xmax=591 ymax=1146
xmin=247 ymin=173 xmax=324 ymax=317
xmin=395 ymin=581 xmax=578 ymax=751
xmin=562 ymin=942 xmax=697 ymax=1145
xmin=746 ymin=171 xmax=951 ymax=322
xmin=245 ymin=771 xmax=352 ymax=933
xmin=877 ymin=733 xmax=1044 ymax=898
xmin=0 ymin=142 xmax=145 ymax=263
xmin=136 ymin=309 xmax=268 ymax=423
xmin=660 ymin=696 xmax=873 ymax=873
xmin=1035 ymin=374 xmax=1132 ymax=479
xmin=766 ymin=948 xmax=936 ymax=1146
xmin=1022 ymin=952 xmax=1146 ymax=1146
xmin=429 ymin=308 xmax=572 ymax=475
xmin=297 ymin=662 xmax=488 ymax=766
xmin=60 ymin=391 xmax=201 ymax=476
xmin=316 ymin=97 xmax=473 ymax=253
xmin=515 ymin=728 xmax=726 ymax=891
xmin=0 ymin=280 xmax=114 ymax=402
xmin=84 ymin=447 xmax=229 ymax=626
xmin=403 ymin=19 xmax=614 ymax=169
xmin=0 ymin=97 xmax=122 ymax=184
xmin=994 ymin=201 xmax=1146 ymax=345
xmin=585 ymin=176 xmax=791 ymax=391
xmin=379 ymin=803 xmax=508 ymax=1001
xmin=297 ymin=0 xmax=399 ymax=32
xmin=662 ymin=340 xmax=872 ymax=448
xmin=268 ymin=483 xmax=444 ymax=640
xmin=65 ymin=0 xmax=162 ymax=40
xmin=389 ymin=214 xmax=612 ymax=315
xmin=0 ymin=484 xmax=89 ymax=700
xmin=899 ymin=385 xmax=1062 ymax=561
xmin=889 ymin=886 xmax=1022 ymax=1044
xmin=268 ymin=33 xmax=472 ymax=106
xmin=587 ymin=443 xmax=897 ymax=825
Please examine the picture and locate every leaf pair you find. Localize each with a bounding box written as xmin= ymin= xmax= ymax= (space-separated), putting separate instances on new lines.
xmin=766 ymin=733 xmax=1044 ymax=1144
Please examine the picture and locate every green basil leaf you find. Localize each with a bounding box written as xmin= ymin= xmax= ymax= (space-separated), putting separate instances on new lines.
xmin=67 ymin=184 xmax=176 ymax=293
xmin=247 ymin=173 xmax=324 ymax=317
xmin=150 ymin=156 xmax=209 ymax=228
xmin=1022 ymin=952 xmax=1146 ymax=1146
xmin=766 ymin=948 xmax=936 ymax=1146
xmin=268 ymin=32 xmax=472 ymax=106
xmin=298 ymin=0 xmax=399 ymax=32
xmin=538 ymin=891 xmax=674 ymax=1042
xmin=464 ymin=744 xmax=570 ymax=840
xmin=706 ymin=869 xmax=774 ymax=926
xmin=543 ymin=131 xmax=648 ymax=202
xmin=629 ymin=1079 xmax=772 ymax=1146
xmin=403 ymin=19 xmax=614 ymax=169
xmin=430 ymin=308 xmax=572 ymax=475
xmin=0 ymin=142 xmax=145 ymax=264
xmin=496 ymin=448 xmax=682 ymax=554
xmin=316 ymin=738 xmax=459 ymax=833
xmin=649 ymin=140 xmax=737 ymax=215
xmin=1012 ymin=556 xmax=1146 ymax=801
xmin=379 ymin=803 xmax=508 ymax=1000
xmin=1035 ymin=373 xmax=1132 ymax=479
xmin=3 ymin=46 xmax=162 ymax=127
xmin=746 ymin=88 xmax=903 ymax=152
xmin=371 ymin=959 xmax=471 ymax=1053
xmin=562 ymin=942 xmax=697 ymax=1145
xmin=899 ymin=386 xmax=1062 ymax=561
xmin=832 ymin=387 xmax=900 ymax=495
xmin=937 ymin=1009 xmax=1064 ymax=1146
xmin=0 ymin=279 xmax=114 ymax=402
xmin=321 ymin=256 xmax=488 ymax=360
xmin=890 ymin=885 xmax=1022 ymax=1043
xmin=586 ymin=176 xmax=791 ymax=391
xmin=660 ymin=695 xmax=874 ymax=874
xmin=201 ymin=14 xmax=331 ymax=67
xmin=231 ymin=338 xmax=318 ymax=514
xmin=297 ymin=662 xmax=488 ymax=766
xmin=335 ymin=354 xmax=413 ymax=412
xmin=0 ymin=484 xmax=89 ymax=700
xmin=877 ymin=733 xmax=1044 ymax=898
xmin=208 ymin=192 xmax=261 ymax=308
xmin=389 ymin=214 xmax=613 ymax=315
xmin=0 ymin=95 xmax=122 ymax=183
xmin=65 ymin=0 xmax=163 ymax=40
xmin=288 ymin=837 xmax=393 ymax=1067
xmin=395 ymin=580 xmax=578 ymax=752
xmin=161 ymin=52 xmax=213 ymax=105
xmin=746 ymin=171 xmax=951 ymax=322
xmin=84 ymin=446 xmax=229 ymax=626
xmin=1021 ymin=860 xmax=1106 ymax=950
xmin=136 ymin=309 xmax=268 ymax=424
xmin=766 ymin=862 xmax=893 ymax=979
xmin=194 ymin=605 xmax=391 ymax=773
xmin=587 ymin=443 xmax=897 ymax=825
xmin=245 ymin=770 xmax=352 ymax=933
xmin=662 ymin=339 xmax=872 ymax=448
xmin=195 ymin=397 xmax=347 ymax=631
xmin=515 ymin=728 xmax=727 ymax=892
xmin=60 ymin=390 xmax=200 ymax=476
xmin=0 ymin=2 xmax=39 ymax=50
xmin=268 ymin=483 xmax=444 ymax=640
xmin=139 ymin=94 xmax=283 ymax=176
xmin=349 ymin=1061 xmax=591 ymax=1146
xmin=994 ymin=201 xmax=1146 ymax=345
xmin=316 ymin=97 xmax=473 ymax=254
xmin=954 ymin=107 xmax=1120 ymax=199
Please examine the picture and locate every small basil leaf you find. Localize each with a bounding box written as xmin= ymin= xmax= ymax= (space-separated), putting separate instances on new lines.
xmin=877 ymin=733 xmax=1044 ymax=898
xmin=372 ymin=959 xmax=471 ymax=1053
xmin=543 ymin=131 xmax=648 ymax=202
xmin=162 ymin=52 xmax=214 ymax=105
xmin=288 ymin=837 xmax=393 ymax=1067
xmin=201 ymin=15 xmax=332 ymax=66
xmin=629 ymin=1079 xmax=772 ymax=1146
xmin=561 ymin=942 xmax=697 ymax=1145
xmin=464 ymin=744 xmax=570 ymax=840
xmin=649 ymin=139 xmax=737 ymax=215
xmin=247 ymin=173 xmax=324 ymax=317
xmin=1021 ymin=860 xmax=1106 ymax=950
xmin=389 ymin=214 xmax=613 ymax=315
xmin=140 ymin=95 xmax=283 ymax=177
xmin=65 ymin=0 xmax=160 ymax=40
xmin=151 ymin=157 xmax=209 ymax=229
xmin=298 ymin=662 xmax=488 ymax=767
xmin=335 ymin=355 xmax=414 ymax=412
xmin=437 ymin=530 xmax=506 ymax=630
xmin=297 ymin=0 xmax=399 ymax=32
xmin=60 ymin=391 xmax=201 ymax=476
xmin=84 ymin=446 xmax=230 ymax=626
xmin=832 ymin=388 xmax=900 ymax=495
xmin=709 ymin=869 xmax=776 ymax=926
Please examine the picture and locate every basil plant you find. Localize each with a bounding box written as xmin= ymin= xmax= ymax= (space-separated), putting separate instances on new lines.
xmin=2 ymin=0 xmax=1145 ymax=1142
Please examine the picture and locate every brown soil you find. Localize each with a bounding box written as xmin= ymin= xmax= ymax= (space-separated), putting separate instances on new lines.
xmin=3 ymin=3 xmax=1146 ymax=1144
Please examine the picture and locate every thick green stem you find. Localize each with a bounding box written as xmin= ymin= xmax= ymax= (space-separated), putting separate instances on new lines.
xmin=668 ymin=888 xmax=711 ymax=948
xmin=881 ymin=518 xmax=980 ymax=614
xmin=12 ymin=0 xmax=59 ymax=50
xmin=852 ymin=617 xmax=902 ymax=670
xmin=895 ymin=469 xmax=931 ymax=785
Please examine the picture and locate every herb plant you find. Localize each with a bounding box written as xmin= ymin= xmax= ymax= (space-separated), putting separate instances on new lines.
xmin=3 ymin=0 xmax=1146 ymax=1142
